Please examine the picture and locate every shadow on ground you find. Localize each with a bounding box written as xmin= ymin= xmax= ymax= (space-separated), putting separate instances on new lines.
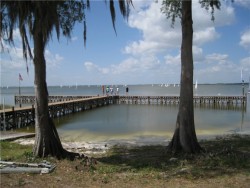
xmin=97 ymin=135 xmax=250 ymax=178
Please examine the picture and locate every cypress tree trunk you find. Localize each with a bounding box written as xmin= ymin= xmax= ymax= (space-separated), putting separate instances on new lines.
xmin=32 ymin=25 xmax=78 ymax=159
xmin=167 ymin=0 xmax=202 ymax=153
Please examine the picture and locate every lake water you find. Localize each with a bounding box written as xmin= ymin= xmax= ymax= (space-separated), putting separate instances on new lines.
xmin=1 ymin=84 xmax=250 ymax=144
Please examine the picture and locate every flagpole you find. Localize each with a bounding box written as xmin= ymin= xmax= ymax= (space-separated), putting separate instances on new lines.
xmin=19 ymin=78 xmax=21 ymax=96
xmin=18 ymin=73 xmax=22 ymax=107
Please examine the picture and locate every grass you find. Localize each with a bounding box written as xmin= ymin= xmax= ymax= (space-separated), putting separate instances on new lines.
xmin=1 ymin=135 xmax=250 ymax=187
xmin=0 ymin=141 xmax=33 ymax=161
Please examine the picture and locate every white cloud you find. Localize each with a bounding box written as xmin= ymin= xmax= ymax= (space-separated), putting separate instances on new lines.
xmin=164 ymin=54 xmax=180 ymax=66
xmin=193 ymin=1 xmax=235 ymax=27
xmin=124 ymin=0 xmax=235 ymax=58
xmin=2 ymin=31 xmax=64 ymax=70
xmin=84 ymin=61 xmax=109 ymax=74
xmin=240 ymin=28 xmax=250 ymax=51
xmin=196 ymin=60 xmax=239 ymax=83
xmin=125 ymin=1 xmax=182 ymax=56
xmin=163 ymin=46 xmax=204 ymax=65
xmin=240 ymin=56 xmax=250 ymax=71
xmin=84 ymin=62 xmax=94 ymax=71
xmin=13 ymin=29 xmax=22 ymax=42
xmin=192 ymin=51 xmax=250 ymax=83
xmin=193 ymin=27 xmax=220 ymax=45
xmin=85 ymin=54 xmax=161 ymax=76
xmin=45 ymin=50 xmax=64 ymax=67
xmin=111 ymin=58 xmax=141 ymax=74
xmin=71 ymin=36 xmax=78 ymax=41
xmin=235 ymin=0 xmax=250 ymax=9
xmin=115 ymin=55 xmax=160 ymax=73
xmin=1 ymin=42 xmax=29 ymax=70
xmin=193 ymin=46 xmax=204 ymax=63
xmin=205 ymin=53 xmax=229 ymax=64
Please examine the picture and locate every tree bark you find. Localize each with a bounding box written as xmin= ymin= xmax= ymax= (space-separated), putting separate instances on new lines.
xmin=32 ymin=24 xmax=79 ymax=160
xmin=167 ymin=0 xmax=202 ymax=153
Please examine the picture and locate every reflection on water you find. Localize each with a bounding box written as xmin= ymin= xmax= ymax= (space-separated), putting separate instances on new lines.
xmin=55 ymin=101 xmax=250 ymax=143
xmin=55 ymin=104 xmax=177 ymax=142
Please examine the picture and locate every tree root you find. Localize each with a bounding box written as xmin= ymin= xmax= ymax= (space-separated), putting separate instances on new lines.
xmin=34 ymin=118 xmax=87 ymax=160
xmin=167 ymin=127 xmax=204 ymax=154
xmin=61 ymin=149 xmax=85 ymax=161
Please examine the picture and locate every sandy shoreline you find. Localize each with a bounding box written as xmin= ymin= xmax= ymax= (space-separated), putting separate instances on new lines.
xmin=11 ymin=132 xmax=250 ymax=155
xmin=13 ymin=137 xmax=170 ymax=155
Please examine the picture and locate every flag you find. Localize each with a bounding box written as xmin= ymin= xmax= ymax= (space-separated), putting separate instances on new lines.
xmin=19 ymin=73 xmax=23 ymax=81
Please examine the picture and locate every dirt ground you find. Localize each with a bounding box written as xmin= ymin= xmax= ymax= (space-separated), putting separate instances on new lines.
xmin=1 ymin=159 xmax=250 ymax=188
xmin=1 ymin=135 xmax=250 ymax=188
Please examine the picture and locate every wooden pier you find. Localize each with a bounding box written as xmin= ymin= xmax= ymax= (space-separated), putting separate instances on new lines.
xmin=15 ymin=95 xmax=247 ymax=105
xmin=1 ymin=95 xmax=247 ymax=131
xmin=118 ymin=95 xmax=247 ymax=105
xmin=1 ymin=96 xmax=117 ymax=131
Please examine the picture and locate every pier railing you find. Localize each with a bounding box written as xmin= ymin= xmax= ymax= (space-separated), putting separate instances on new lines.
xmin=118 ymin=95 xmax=247 ymax=105
xmin=15 ymin=95 xmax=94 ymax=104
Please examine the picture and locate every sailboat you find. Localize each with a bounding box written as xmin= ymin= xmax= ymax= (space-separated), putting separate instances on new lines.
xmin=195 ymin=80 xmax=198 ymax=90
xmin=248 ymin=77 xmax=250 ymax=94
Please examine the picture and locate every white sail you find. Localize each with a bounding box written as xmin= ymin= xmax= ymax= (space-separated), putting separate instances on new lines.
xmin=195 ymin=80 xmax=198 ymax=89
xmin=248 ymin=76 xmax=250 ymax=93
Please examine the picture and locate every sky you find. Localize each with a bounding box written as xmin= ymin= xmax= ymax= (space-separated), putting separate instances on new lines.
xmin=1 ymin=0 xmax=250 ymax=87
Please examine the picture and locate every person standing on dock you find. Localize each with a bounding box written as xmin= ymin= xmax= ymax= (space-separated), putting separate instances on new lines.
xmin=116 ymin=87 xmax=119 ymax=95
xmin=126 ymin=86 xmax=129 ymax=95
xmin=106 ymin=86 xmax=110 ymax=96
xmin=110 ymin=86 xmax=114 ymax=95
xmin=102 ymin=85 xmax=105 ymax=96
